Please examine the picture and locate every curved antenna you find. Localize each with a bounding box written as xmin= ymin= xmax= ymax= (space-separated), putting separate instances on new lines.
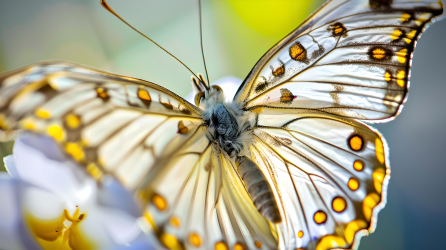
xmin=198 ymin=0 xmax=210 ymax=87
xmin=100 ymin=0 xmax=201 ymax=81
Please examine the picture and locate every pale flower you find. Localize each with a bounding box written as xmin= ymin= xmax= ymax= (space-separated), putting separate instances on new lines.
xmin=0 ymin=134 xmax=156 ymax=250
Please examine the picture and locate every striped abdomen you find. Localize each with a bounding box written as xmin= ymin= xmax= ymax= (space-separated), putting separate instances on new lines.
xmin=237 ymin=156 xmax=282 ymax=223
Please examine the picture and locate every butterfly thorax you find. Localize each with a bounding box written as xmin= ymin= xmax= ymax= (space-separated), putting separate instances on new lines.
xmin=200 ymin=88 xmax=254 ymax=158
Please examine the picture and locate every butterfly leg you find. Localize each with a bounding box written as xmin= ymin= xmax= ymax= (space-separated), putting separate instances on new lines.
xmin=237 ymin=156 xmax=282 ymax=223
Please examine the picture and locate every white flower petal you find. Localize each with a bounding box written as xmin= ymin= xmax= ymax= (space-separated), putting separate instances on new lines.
xmin=97 ymin=175 xmax=142 ymax=217
xmin=5 ymin=133 xmax=155 ymax=249
xmin=100 ymin=208 xmax=143 ymax=246
xmin=120 ymin=233 xmax=157 ymax=250
xmin=0 ymin=176 xmax=40 ymax=250
xmin=16 ymin=132 xmax=66 ymax=161
xmin=76 ymin=208 xmax=116 ymax=249
xmin=4 ymin=155 xmax=19 ymax=178
xmin=13 ymin=134 xmax=93 ymax=201
xmin=22 ymin=186 xmax=66 ymax=220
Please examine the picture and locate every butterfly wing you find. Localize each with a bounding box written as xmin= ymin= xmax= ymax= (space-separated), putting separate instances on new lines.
xmin=0 ymin=61 xmax=205 ymax=188
xmin=234 ymin=0 xmax=444 ymax=122
xmin=0 ymin=61 xmax=278 ymax=249
xmin=250 ymin=111 xmax=389 ymax=250
xmin=140 ymin=142 xmax=277 ymax=250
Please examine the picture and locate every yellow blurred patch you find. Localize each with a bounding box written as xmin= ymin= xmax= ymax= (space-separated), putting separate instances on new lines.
xmin=228 ymin=0 xmax=313 ymax=36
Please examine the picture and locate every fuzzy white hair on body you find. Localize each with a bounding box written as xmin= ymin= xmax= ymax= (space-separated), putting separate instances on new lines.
xmin=199 ymin=87 xmax=255 ymax=158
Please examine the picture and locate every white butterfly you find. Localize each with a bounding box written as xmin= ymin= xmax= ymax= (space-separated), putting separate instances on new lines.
xmin=0 ymin=0 xmax=443 ymax=249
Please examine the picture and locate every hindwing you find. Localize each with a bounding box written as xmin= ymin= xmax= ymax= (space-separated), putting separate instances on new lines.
xmin=250 ymin=111 xmax=389 ymax=249
xmin=140 ymin=143 xmax=277 ymax=250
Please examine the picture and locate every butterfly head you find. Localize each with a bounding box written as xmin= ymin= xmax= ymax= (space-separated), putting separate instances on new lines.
xmin=190 ymin=73 xmax=225 ymax=110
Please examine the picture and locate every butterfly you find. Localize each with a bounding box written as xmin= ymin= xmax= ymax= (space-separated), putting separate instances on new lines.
xmin=0 ymin=0 xmax=443 ymax=249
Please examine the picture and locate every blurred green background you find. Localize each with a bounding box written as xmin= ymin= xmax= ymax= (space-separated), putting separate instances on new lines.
xmin=0 ymin=0 xmax=445 ymax=249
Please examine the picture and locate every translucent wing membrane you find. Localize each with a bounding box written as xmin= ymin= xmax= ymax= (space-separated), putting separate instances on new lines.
xmin=141 ymin=144 xmax=277 ymax=250
xmin=0 ymin=61 xmax=277 ymax=249
xmin=250 ymin=111 xmax=389 ymax=250
xmin=0 ymin=61 xmax=202 ymax=188
xmin=234 ymin=0 xmax=443 ymax=122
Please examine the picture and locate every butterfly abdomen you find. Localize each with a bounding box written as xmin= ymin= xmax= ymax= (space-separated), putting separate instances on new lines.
xmin=237 ymin=156 xmax=282 ymax=223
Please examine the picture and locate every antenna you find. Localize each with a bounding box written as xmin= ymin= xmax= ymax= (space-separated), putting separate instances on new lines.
xmin=198 ymin=0 xmax=210 ymax=87
xmin=100 ymin=0 xmax=201 ymax=81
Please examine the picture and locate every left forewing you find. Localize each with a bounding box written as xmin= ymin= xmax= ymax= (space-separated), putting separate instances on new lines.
xmin=0 ymin=61 xmax=202 ymax=189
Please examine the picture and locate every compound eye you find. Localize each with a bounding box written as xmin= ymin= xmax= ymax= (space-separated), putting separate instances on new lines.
xmin=194 ymin=91 xmax=205 ymax=106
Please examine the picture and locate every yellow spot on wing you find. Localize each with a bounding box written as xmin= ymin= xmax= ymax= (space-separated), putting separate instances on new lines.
xmin=48 ymin=125 xmax=64 ymax=141
xmin=35 ymin=108 xmax=50 ymax=119
xmin=328 ymin=22 xmax=347 ymax=36
xmin=348 ymin=177 xmax=360 ymax=191
xmin=289 ymin=42 xmax=306 ymax=61
xmin=373 ymin=168 xmax=385 ymax=194
xmin=345 ymin=220 xmax=368 ymax=244
xmin=254 ymin=241 xmax=262 ymax=248
xmin=65 ymin=113 xmax=81 ymax=129
xmin=86 ymin=163 xmax=103 ymax=181
xmin=384 ymin=71 xmax=392 ymax=82
xmin=272 ymin=64 xmax=285 ymax=76
xmin=215 ymin=241 xmax=229 ymax=250
xmin=349 ymin=135 xmax=363 ymax=151
xmin=375 ymin=138 xmax=385 ymax=164
xmin=313 ymin=210 xmax=327 ymax=224
xmin=372 ymin=48 xmax=387 ymax=60
xmin=316 ymin=235 xmax=346 ymax=250
xmin=65 ymin=143 xmax=84 ymax=161
xmin=401 ymin=13 xmax=412 ymax=22
xmin=390 ymin=29 xmax=403 ymax=40
xmin=353 ymin=160 xmax=364 ymax=171
xmin=178 ymin=120 xmax=188 ymax=134
xmin=397 ymin=48 xmax=407 ymax=64
xmin=96 ymin=87 xmax=109 ymax=99
xmin=0 ymin=114 xmax=7 ymax=130
xmin=418 ymin=13 xmax=431 ymax=22
xmin=363 ymin=193 xmax=380 ymax=221
xmin=234 ymin=242 xmax=246 ymax=250
xmin=280 ymin=88 xmax=295 ymax=103
xmin=170 ymin=216 xmax=181 ymax=228
xmin=160 ymin=233 xmax=179 ymax=249
xmin=405 ymin=30 xmax=417 ymax=43
xmin=189 ymin=233 xmax=202 ymax=247
xmin=152 ymin=194 xmax=167 ymax=211
xmin=396 ymin=70 xmax=405 ymax=87
xmin=137 ymin=87 xmax=152 ymax=105
xmin=143 ymin=212 xmax=157 ymax=231
xmin=161 ymin=101 xmax=174 ymax=109
xmin=334 ymin=27 xmax=343 ymax=34
xmin=407 ymin=30 xmax=417 ymax=40
xmin=332 ymin=196 xmax=347 ymax=213
xmin=20 ymin=118 xmax=36 ymax=130
xmin=297 ymin=230 xmax=304 ymax=238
